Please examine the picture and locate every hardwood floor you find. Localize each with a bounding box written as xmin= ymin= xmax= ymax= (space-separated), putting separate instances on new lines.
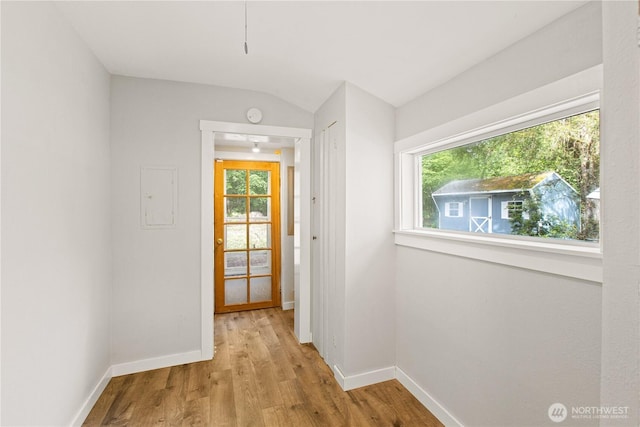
xmin=84 ymin=308 xmax=443 ymax=426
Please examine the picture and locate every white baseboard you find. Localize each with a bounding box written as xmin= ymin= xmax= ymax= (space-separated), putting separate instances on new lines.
xmin=395 ymin=367 xmax=464 ymax=427
xmin=282 ymin=300 xmax=294 ymax=310
xmin=111 ymin=350 xmax=204 ymax=377
xmin=333 ymin=365 xmax=396 ymax=391
xmin=70 ymin=352 xmax=460 ymax=427
xmin=297 ymin=331 xmax=312 ymax=344
xmin=70 ymin=366 xmax=112 ymax=427
xmin=70 ymin=350 xmax=206 ymax=425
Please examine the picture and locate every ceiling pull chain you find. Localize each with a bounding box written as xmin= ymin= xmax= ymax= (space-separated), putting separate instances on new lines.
xmin=244 ymin=1 xmax=249 ymax=54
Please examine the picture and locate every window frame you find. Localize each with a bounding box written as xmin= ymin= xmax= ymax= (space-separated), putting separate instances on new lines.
xmin=394 ymin=67 xmax=602 ymax=282
xmin=444 ymin=201 xmax=464 ymax=218
xmin=501 ymin=200 xmax=524 ymax=220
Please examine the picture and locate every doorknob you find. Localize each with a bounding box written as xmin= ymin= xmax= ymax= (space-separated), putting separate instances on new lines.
xmin=216 ymin=238 xmax=223 ymax=245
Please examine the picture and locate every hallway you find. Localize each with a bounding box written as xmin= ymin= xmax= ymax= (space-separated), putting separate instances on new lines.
xmin=83 ymin=308 xmax=443 ymax=426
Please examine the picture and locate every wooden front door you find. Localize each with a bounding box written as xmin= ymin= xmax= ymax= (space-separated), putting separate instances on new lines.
xmin=214 ymin=160 xmax=281 ymax=313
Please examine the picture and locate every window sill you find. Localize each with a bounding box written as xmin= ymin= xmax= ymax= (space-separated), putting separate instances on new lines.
xmin=393 ymin=229 xmax=602 ymax=283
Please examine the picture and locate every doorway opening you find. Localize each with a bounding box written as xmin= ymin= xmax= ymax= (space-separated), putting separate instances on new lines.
xmin=200 ymin=120 xmax=312 ymax=360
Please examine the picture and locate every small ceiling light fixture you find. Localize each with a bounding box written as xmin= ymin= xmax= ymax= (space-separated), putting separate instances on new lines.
xmin=243 ymin=1 xmax=249 ymax=54
xmin=252 ymin=142 xmax=260 ymax=153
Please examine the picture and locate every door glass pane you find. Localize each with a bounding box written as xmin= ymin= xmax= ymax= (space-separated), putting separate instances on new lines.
xmin=249 ymin=197 xmax=270 ymax=222
xmin=225 ymin=197 xmax=246 ymax=222
xmin=249 ymin=224 xmax=270 ymax=249
xmin=225 ymin=252 xmax=247 ymax=277
xmin=249 ymin=170 xmax=270 ymax=195
xmin=225 ymin=224 xmax=247 ymax=249
xmin=225 ymin=278 xmax=247 ymax=305
xmin=250 ymin=276 xmax=271 ymax=302
xmin=225 ymin=169 xmax=246 ymax=195
xmin=250 ymin=250 xmax=271 ymax=275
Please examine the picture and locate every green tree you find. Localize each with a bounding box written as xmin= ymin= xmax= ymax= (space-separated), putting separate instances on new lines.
xmin=224 ymin=169 xmax=270 ymax=219
xmin=509 ymin=192 xmax=578 ymax=239
xmin=226 ymin=169 xmax=247 ymax=194
xmin=249 ymin=171 xmax=269 ymax=216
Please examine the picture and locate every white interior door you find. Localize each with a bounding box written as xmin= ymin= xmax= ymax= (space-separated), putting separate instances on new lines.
xmin=311 ymin=129 xmax=324 ymax=357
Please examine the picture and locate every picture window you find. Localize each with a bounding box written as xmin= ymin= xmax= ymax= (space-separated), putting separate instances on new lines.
xmin=420 ymin=110 xmax=599 ymax=242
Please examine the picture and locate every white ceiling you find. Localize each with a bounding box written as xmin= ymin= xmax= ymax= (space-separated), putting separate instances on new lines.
xmin=56 ymin=1 xmax=587 ymax=112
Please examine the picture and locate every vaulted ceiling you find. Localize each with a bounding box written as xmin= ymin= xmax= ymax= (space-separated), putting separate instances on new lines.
xmin=56 ymin=1 xmax=588 ymax=112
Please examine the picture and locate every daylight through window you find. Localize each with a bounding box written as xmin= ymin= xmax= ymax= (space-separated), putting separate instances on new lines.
xmin=420 ymin=110 xmax=600 ymax=242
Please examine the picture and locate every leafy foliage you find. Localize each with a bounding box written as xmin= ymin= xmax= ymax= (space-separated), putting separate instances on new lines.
xmin=509 ymin=192 xmax=578 ymax=239
xmin=225 ymin=169 xmax=270 ymax=218
xmin=421 ymin=110 xmax=600 ymax=240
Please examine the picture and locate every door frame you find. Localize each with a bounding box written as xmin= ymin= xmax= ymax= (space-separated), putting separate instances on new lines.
xmin=199 ymin=120 xmax=312 ymax=359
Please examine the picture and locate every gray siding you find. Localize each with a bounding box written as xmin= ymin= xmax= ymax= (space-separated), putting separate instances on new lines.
xmin=434 ymin=196 xmax=468 ymax=231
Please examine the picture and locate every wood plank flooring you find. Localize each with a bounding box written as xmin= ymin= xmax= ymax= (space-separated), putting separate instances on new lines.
xmin=84 ymin=308 xmax=443 ymax=426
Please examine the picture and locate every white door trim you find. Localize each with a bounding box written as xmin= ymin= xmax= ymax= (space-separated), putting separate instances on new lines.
xmin=469 ymin=196 xmax=492 ymax=233
xmin=199 ymin=120 xmax=313 ymax=359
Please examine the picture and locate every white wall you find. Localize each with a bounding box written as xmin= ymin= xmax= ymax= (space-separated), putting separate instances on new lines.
xmin=600 ymin=2 xmax=640 ymax=425
xmin=110 ymin=76 xmax=312 ymax=366
xmin=396 ymin=1 xmax=602 ymax=140
xmin=343 ymin=84 xmax=396 ymax=377
xmin=396 ymin=249 xmax=601 ymax=425
xmin=313 ymin=83 xmax=395 ymax=387
xmin=1 ymin=2 xmax=111 ymax=425
xmin=281 ymin=148 xmax=296 ymax=308
xmin=393 ymin=3 xmax=604 ymax=425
